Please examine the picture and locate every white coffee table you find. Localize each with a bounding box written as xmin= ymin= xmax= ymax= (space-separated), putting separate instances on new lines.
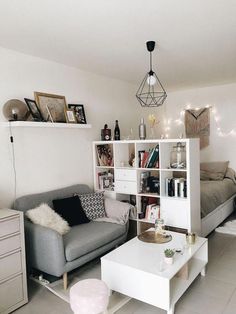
xmin=101 ymin=230 xmax=208 ymax=314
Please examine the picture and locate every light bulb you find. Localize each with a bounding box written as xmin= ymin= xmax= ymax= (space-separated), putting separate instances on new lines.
xmin=147 ymin=74 xmax=156 ymax=86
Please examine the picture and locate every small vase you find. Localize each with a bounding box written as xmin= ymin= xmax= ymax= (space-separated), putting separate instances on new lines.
xmin=164 ymin=256 xmax=174 ymax=265
xmin=139 ymin=118 xmax=146 ymax=140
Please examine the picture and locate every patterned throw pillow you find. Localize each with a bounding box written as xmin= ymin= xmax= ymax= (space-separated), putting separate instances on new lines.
xmin=77 ymin=192 xmax=106 ymax=220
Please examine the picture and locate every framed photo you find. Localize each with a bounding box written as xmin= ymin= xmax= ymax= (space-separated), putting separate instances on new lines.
xmin=65 ymin=109 xmax=77 ymax=123
xmin=24 ymin=98 xmax=44 ymax=121
xmin=68 ymin=104 xmax=87 ymax=124
xmin=146 ymin=204 xmax=160 ymax=222
xmin=34 ymin=92 xmax=67 ymax=123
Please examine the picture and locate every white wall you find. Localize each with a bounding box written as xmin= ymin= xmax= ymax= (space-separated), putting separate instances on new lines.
xmin=0 ymin=47 xmax=138 ymax=208
xmin=138 ymin=83 xmax=236 ymax=169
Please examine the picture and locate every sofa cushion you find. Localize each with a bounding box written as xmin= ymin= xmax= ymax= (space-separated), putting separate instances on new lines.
xmin=64 ymin=221 xmax=126 ymax=262
xmin=25 ymin=203 xmax=70 ymax=235
xmin=53 ymin=196 xmax=90 ymax=227
xmin=77 ymin=192 xmax=106 ymax=220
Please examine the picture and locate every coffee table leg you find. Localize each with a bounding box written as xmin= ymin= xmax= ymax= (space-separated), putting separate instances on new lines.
xmin=201 ymin=266 xmax=206 ymax=276
xmin=167 ymin=304 xmax=175 ymax=314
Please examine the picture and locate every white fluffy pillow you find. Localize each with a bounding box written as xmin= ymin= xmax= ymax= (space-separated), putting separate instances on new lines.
xmin=26 ymin=203 xmax=70 ymax=235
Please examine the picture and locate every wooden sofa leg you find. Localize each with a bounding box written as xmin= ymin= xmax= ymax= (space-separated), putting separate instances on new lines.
xmin=63 ymin=272 xmax=68 ymax=290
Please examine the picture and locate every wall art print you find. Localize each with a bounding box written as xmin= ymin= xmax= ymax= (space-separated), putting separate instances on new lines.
xmin=185 ymin=107 xmax=210 ymax=149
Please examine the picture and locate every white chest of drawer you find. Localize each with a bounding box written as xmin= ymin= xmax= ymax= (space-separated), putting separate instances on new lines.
xmin=115 ymin=169 xmax=137 ymax=194
xmin=115 ymin=169 xmax=136 ymax=182
xmin=0 ymin=209 xmax=28 ymax=314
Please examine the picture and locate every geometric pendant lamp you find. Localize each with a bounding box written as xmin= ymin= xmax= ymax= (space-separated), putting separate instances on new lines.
xmin=136 ymin=41 xmax=167 ymax=107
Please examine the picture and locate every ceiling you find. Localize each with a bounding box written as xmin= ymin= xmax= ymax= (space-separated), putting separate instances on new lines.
xmin=0 ymin=0 xmax=236 ymax=90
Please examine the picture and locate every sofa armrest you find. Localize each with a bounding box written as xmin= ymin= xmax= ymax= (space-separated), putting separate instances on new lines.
xmin=24 ymin=219 xmax=66 ymax=277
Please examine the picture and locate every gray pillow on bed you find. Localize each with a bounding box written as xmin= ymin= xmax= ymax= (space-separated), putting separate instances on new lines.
xmin=225 ymin=167 xmax=236 ymax=184
xmin=200 ymin=161 xmax=229 ymax=181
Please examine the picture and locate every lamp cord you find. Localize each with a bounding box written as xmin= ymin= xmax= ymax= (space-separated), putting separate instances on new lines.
xmin=9 ymin=121 xmax=17 ymax=209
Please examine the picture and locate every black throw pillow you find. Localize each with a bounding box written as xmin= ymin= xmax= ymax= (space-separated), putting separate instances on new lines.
xmin=53 ymin=195 xmax=90 ymax=227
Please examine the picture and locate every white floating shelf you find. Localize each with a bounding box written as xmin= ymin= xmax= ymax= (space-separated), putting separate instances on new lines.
xmin=0 ymin=121 xmax=92 ymax=129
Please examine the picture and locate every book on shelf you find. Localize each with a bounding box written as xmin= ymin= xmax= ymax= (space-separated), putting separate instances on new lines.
xmin=165 ymin=177 xmax=187 ymax=198
xmin=138 ymin=144 xmax=159 ymax=168
xmin=96 ymin=144 xmax=113 ymax=167
xmin=97 ymin=171 xmax=114 ymax=190
xmin=138 ymin=150 xmax=145 ymax=168
xmin=141 ymin=196 xmax=158 ymax=219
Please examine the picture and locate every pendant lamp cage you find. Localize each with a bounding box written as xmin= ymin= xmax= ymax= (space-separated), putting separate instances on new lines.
xmin=136 ymin=41 xmax=167 ymax=107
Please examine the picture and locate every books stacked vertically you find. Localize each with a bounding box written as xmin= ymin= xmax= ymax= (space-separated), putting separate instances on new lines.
xmin=96 ymin=144 xmax=113 ymax=166
xmin=165 ymin=178 xmax=187 ymax=198
xmin=138 ymin=145 xmax=159 ymax=168
xmin=139 ymin=196 xmax=160 ymax=222
xmin=97 ymin=171 xmax=114 ymax=190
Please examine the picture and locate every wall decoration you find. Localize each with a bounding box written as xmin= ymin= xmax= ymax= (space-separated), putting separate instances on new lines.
xmin=24 ymin=98 xmax=44 ymax=121
xmin=68 ymin=104 xmax=87 ymax=124
xmin=34 ymin=92 xmax=67 ymax=123
xmin=185 ymin=107 xmax=210 ymax=149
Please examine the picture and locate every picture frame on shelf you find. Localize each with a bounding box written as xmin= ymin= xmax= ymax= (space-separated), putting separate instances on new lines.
xmin=24 ymin=98 xmax=44 ymax=121
xmin=68 ymin=104 xmax=87 ymax=124
xmin=34 ymin=92 xmax=67 ymax=123
xmin=145 ymin=204 xmax=160 ymax=222
xmin=65 ymin=109 xmax=77 ymax=123
xmin=96 ymin=144 xmax=113 ymax=167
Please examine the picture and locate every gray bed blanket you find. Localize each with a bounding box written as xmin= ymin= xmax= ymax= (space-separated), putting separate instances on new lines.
xmin=201 ymin=178 xmax=236 ymax=218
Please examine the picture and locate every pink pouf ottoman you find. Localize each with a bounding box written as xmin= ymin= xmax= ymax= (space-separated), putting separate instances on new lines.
xmin=70 ymin=279 xmax=109 ymax=314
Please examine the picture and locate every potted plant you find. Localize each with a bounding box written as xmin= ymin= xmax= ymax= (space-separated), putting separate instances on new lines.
xmin=164 ymin=249 xmax=175 ymax=265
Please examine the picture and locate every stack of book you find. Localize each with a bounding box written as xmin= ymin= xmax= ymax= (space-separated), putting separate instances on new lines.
xmin=138 ymin=145 xmax=159 ymax=168
xmin=97 ymin=171 xmax=114 ymax=190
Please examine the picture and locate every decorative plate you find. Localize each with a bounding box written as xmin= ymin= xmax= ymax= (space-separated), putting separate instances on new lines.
xmin=138 ymin=231 xmax=172 ymax=244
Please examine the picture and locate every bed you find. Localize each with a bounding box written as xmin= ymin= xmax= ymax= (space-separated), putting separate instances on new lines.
xmin=200 ymin=166 xmax=236 ymax=237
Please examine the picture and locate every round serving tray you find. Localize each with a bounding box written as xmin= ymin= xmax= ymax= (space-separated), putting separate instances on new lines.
xmin=138 ymin=231 xmax=172 ymax=244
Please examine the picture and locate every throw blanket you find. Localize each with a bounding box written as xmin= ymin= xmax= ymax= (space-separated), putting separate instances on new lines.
xmin=94 ymin=198 xmax=132 ymax=225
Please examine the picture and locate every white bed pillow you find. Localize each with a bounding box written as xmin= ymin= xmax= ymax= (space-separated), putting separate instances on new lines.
xmin=26 ymin=203 xmax=70 ymax=235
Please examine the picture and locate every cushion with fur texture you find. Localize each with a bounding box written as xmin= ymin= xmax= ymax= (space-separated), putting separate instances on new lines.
xmin=26 ymin=203 xmax=70 ymax=235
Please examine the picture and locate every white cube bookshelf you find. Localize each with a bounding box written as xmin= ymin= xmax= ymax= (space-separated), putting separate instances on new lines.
xmin=93 ymin=139 xmax=200 ymax=235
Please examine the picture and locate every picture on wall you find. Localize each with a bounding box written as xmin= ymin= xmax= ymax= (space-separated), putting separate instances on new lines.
xmin=34 ymin=92 xmax=67 ymax=123
xmin=68 ymin=104 xmax=87 ymax=124
xmin=185 ymin=107 xmax=210 ymax=149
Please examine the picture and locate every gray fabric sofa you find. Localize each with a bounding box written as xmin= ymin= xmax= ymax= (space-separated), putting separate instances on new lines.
xmin=15 ymin=184 xmax=128 ymax=288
